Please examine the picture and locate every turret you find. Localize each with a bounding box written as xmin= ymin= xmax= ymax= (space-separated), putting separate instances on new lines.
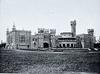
xmin=70 ymin=20 xmax=76 ymax=37
xmin=50 ymin=29 xmax=56 ymax=35
xmin=12 ymin=25 xmax=16 ymax=31
xmin=88 ymin=29 xmax=94 ymax=36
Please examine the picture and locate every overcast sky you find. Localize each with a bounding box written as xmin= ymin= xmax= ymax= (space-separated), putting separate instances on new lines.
xmin=0 ymin=0 xmax=100 ymax=42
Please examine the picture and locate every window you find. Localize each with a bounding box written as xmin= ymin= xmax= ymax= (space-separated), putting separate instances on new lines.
xmin=35 ymin=39 xmax=37 ymax=41
xmin=59 ymin=44 xmax=62 ymax=48
xmin=71 ymin=44 xmax=73 ymax=48
xmin=34 ymin=42 xmax=36 ymax=47
xmin=27 ymin=45 xmax=29 ymax=48
xmin=67 ymin=44 xmax=69 ymax=47
xmin=63 ymin=44 xmax=65 ymax=48
xmin=19 ymin=35 xmax=25 ymax=43
xmin=10 ymin=36 xmax=13 ymax=43
xmin=74 ymin=44 xmax=76 ymax=48
xmin=33 ymin=38 xmax=34 ymax=41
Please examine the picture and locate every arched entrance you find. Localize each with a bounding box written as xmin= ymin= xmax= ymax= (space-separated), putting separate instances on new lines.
xmin=71 ymin=44 xmax=73 ymax=48
xmin=43 ymin=42 xmax=49 ymax=48
xmin=67 ymin=44 xmax=70 ymax=48
xmin=63 ymin=44 xmax=65 ymax=48
xmin=59 ymin=44 xmax=62 ymax=48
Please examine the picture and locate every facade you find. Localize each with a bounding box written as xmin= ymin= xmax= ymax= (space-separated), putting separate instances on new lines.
xmin=31 ymin=28 xmax=56 ymax=49
xmin=6 ymin=20 xmax=96 ymax=49
xmin=6 ymin=25 xmax=31 ymax=49
xmin=56 ymin=33 xmax=76 ymax=48
xmin=77 ymin=29 xmax=96 ymax=48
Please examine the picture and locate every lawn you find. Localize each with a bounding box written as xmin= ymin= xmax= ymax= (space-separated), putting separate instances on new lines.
xmin=0 ymin=49 xmax=100 ymax=73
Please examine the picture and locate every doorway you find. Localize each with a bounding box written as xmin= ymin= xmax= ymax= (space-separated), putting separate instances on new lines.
xmin=43 ymin=42 xmax=49 ymax=48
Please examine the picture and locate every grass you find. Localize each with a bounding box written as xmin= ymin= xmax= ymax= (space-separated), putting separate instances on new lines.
xmin=0 ymin=49 xmax=100 ymax=73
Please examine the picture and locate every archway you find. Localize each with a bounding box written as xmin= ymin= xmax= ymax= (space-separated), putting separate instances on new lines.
xmin=59 ymin=44 xmax=62 ymax=48
xmin=63 ymin=44 xmax=65 ymax=48
xmin=43 ymin=42 xmax=49 ymax=48
xmin=71 ymin=44 xmax=73 ymax=48
xmin=67 ymin=44 xmax=70 ymax=48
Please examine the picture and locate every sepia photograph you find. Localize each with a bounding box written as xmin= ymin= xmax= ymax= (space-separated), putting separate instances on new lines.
xmin=0 ymin=0 xmax=100 ymax=74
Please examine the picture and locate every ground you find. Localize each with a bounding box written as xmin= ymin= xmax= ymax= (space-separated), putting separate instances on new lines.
xmin=0 ymin=48 xmax=100 ymax=74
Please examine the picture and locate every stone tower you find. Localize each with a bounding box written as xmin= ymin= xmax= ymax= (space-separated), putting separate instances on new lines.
xmin=71 ymin=20 xmax=76 ymax=37
xmin=88 ymin=29 xmax=94 ymax=36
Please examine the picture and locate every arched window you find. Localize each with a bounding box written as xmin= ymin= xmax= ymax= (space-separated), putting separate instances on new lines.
xmin=67 ymin=44 xmax=69 ymax=48
xmin=71 ymin=44 xmax=73 ymax=48
xmin=33 ymin=38 xmax=34 ymax=41
xmin=27 ymin=45 xmax=29 ymax=48
xmin=63 ymin=44 xmax=65 ymax=48
xmin=59 ymin=44 xmax=62 ymax=48
xmin=34 ymin=42 xmax=36 ymax=47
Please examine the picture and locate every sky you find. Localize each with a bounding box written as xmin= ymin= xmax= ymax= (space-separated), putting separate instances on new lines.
xmin=0 ymin=0 xmax=100 ymax=42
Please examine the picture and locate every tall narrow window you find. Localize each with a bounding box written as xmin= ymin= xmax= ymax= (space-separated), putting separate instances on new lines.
xmin=67 ymin=44 xmax=69 ymax=48
xmin=34 ymin=42 xmax=36 ymax=47
xmin=71 ymin=44 xmax=73 ymax=48
xmin=63 ymin=44 xmax=65 ymax=48
xmin=59 ymin=44 xmax=62 ymax=48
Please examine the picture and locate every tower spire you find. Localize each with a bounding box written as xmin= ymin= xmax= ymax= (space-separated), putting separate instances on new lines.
xmin=12 ymin=22 xmax=16 ymax=31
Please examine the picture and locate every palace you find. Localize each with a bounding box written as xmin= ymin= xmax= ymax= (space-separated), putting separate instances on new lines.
xmin=6 ymin=20 xmax=96 ymax=49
